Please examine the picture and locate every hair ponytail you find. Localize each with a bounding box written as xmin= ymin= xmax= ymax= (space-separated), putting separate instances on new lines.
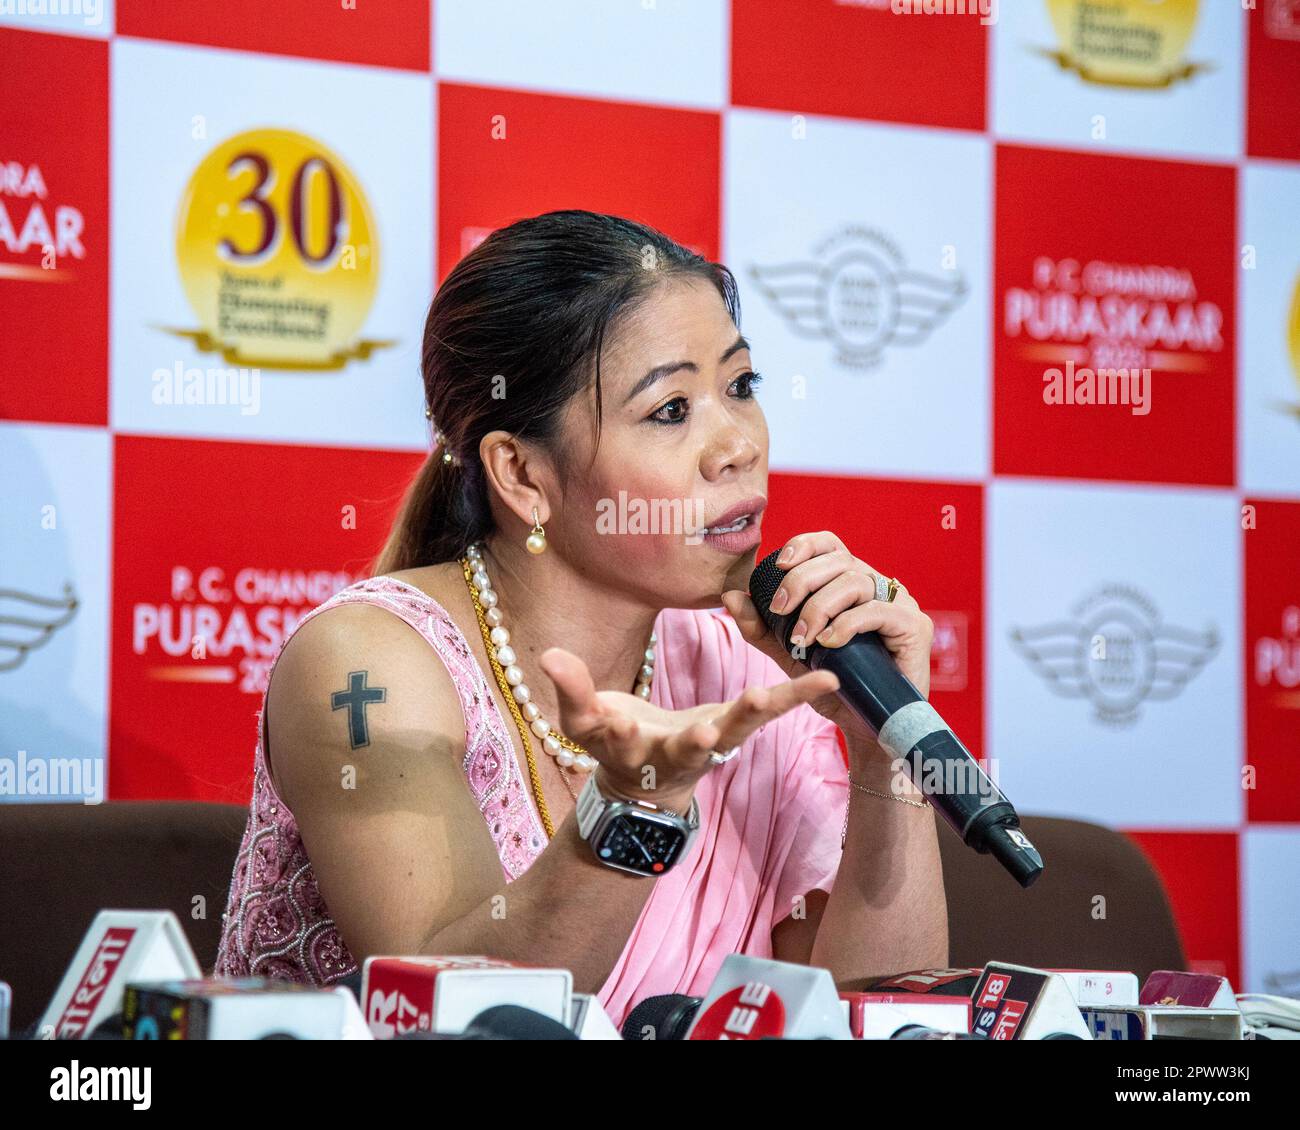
xmin=371 ymin=448 xmax=489 ymax=575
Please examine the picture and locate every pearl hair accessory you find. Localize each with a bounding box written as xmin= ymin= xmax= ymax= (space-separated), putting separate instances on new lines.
xmin=425 ymin=406 xmax=460 ymax=466
xmin=435 ymin=430 xmax=459 ymax=466
xmin=463 ymin=541 xmax=656 ymax=773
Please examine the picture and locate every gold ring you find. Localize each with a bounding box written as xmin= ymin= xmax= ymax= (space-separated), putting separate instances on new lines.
xmin=886 ymin=577 xmax=900 ymax=603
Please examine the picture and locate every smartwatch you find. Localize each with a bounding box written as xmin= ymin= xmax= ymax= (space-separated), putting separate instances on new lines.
xmin=576 ymin=773 xmax=700 ymax=877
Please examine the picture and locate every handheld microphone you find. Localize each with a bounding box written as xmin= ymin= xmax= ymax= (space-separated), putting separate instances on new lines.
xmin=749 ymin=550 xmax=1044 ymax=887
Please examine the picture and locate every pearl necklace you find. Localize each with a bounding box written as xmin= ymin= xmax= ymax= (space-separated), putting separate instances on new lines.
xmin=463 ymin=542 xmax=656 ymax=774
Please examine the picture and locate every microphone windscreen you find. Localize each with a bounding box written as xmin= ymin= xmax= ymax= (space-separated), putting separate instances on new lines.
xmin=747 ymin=551 xmax=787 ymax=625
xmin=462 ymin=1004 xmax=578 ymax=1041
xmin=621 ymin=994 xmax=702 ymax=1041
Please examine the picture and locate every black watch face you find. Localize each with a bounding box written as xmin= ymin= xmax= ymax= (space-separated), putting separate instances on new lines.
xmin=596 ymin=812 xmax=688 ymax=875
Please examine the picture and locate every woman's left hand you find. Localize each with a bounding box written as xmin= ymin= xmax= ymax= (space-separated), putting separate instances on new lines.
xmin=721 ymin=530 xmax=934 ymax=750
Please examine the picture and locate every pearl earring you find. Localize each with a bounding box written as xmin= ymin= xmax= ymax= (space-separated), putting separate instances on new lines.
xmin=526 ymin=507 xmax=547 ymax=555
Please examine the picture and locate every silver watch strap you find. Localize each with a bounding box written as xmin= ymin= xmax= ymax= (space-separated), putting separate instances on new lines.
xmin=576 ymin=772 xmax=606 ymax=840
xmin=577 ymin=774 xmax=699 ymax=838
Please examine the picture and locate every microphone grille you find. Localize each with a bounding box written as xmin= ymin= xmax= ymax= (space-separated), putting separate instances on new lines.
xmin=748 ymin=549 xmax=786 ymax=618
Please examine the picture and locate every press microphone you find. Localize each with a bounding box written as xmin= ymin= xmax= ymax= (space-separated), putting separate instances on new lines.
xmin=969 ymin=963 xmax=1093 ymax=1039
xmin=749 ymin=550 xmax=1044 ymax=887
xmin=466 ymin=1005 xmax=579 ymax=1040
xmin=685 ymin=954 xmax=852 ymax=1040
xmin=393 ymin=1005 xmax=579 ymax=1040
xmin=37 ymin=909 xmax=202 ymax=1040
xmin=891 ymin=1025 xmax=982 ymax=1040
xmin=359 ymin=955 xmax=571 ymax=1037
xmin=122 ymin=978 xmax=372 ymax=1039
xmin=621 ymin=994 xmax=702 ymax=1040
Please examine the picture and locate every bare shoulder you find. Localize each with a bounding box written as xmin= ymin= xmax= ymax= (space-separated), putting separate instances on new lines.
xmin=264 ymin=593 xmax=465 ymax=807
xmin=257 ymin=577 xmax=505 ymax=959
xmin=384 ymin=561 xmax=467 ymax=609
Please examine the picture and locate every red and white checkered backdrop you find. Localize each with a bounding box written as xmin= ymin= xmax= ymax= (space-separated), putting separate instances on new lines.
xmin=2 ymin=0 xmax=1298 ymax=995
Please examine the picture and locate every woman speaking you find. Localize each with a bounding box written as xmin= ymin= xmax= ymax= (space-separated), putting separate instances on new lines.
xmin=213 ymin=210 xmax=948 ymax=1028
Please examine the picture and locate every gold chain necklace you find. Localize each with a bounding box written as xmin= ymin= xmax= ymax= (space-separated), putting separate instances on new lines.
xmin=461 ymin=556 xmax=580 ymax=837
xmin=460 ymin=552 xmax=659 ymax=836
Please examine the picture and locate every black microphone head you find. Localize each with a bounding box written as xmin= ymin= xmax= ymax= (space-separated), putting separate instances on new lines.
xmin=461 ymin=1004 xmax=578 ymax=1041
xmin=621 ymin=994 xmax=702 ymax=1041
xmin=748 ymin=550 xmax=786 ymax=622
xmin=748 ymin=550 xmax=804 ymax=649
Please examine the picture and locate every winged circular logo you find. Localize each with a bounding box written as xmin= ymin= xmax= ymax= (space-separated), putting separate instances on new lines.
xmin=1009 ymin=584 xmax=1218 ymax=725
xmin=748 ymin=227 xmax=967 ymax=370
xmin=0 ymin=582 xmax=79 ymax=673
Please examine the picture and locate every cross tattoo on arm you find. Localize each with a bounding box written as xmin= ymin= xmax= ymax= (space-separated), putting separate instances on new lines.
xmin=331 ymin=670 xmax=386 ymax=749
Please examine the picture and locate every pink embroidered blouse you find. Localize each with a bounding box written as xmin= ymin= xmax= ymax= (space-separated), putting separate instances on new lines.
xmin=213 ymin=575 xmax=849 ymax=1030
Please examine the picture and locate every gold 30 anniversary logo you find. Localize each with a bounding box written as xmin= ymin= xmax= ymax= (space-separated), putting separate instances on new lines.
xmin=165 ymin=128 xmax=392 ymax=370
xmin=1040 ymin=0 xmax=1205 ymax=88
xmin=1285 ymin=272 xmax=1300 ymax=420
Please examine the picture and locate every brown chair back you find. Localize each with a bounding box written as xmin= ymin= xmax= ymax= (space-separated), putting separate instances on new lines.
xmin=0 ymin=804 xmax=1184 ymax=1035
xmin=0 ymin=800 xmax=247 ymax=1034
xmin=939 ymin=814 xmax=1186 ymax=980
